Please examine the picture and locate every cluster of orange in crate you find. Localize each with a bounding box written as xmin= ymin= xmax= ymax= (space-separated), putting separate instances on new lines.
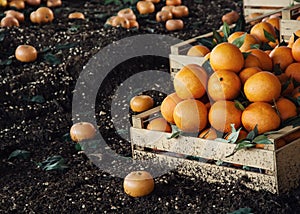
xmin=105 ymin=0 xmax=189 ymax=31
xmin=130 ymin=13 xmax=300 ymax=147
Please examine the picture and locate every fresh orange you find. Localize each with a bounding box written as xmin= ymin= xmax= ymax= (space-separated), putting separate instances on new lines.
xmin=208 ymin=100 xmax=242 ymax=133
xmin=209 ymin=42 xmax=244 ymax=73
xmin=241 ymin=102 xmax=281 ymax=134
xmin=4 ymin=10 xmax=24 ymax=22
xmin=136 ymin=1 xmax=155 ymax=14
xmin=173 ymin=99 xmax=208 ymax=132
xmin=275 ymin=97 xmax=297 ymax=121
xmin=0 ymin=16 xmax=19 ymax=27
xmin=166 ymin=0 xmax=181 ymax=6
xmin=198 ymin=127 xmax=218 ymax=140
xmin=285 ymin=62 xmax=300 ymax=82
xmin=292 ymin=38 xmax=300 ymax=62
xmin=156 ymin=10 xmax=173 ymax=22
xmin=171 ymin=5 xmax=189 ymax=18
xmin=227 ymin=32 xmax=260 ymax=52
xmin=173 ymin=64 xmax=208 ymax=99
xmin=8 ymin=0 xmax=25 ymax=9
xmin=147 ymin=117 xmax=172 ymax=133
xmin=244 ymin=71 xmax=281 ymax=102
xmin=287 ymin=30 xmax=300 ymax=48
xmin=207 ymin=70 xmax=241 ymax=101
xmin=47 ymin=0 xmax=62 ymax=7
xmin=31 ymin=7 xmax=54 ymax=24
xmin=265 ymin=17 xmax=280 ymax=31
xmin=248 ymin=48 xmax=273 ymax=71
xmin=118 ymin=8 xmax=136 ymax=21
xmin=250 ymin=22 xmax=276 ymax=43
xmin=130 ymin=95 xmax=154 ymax=112
xmin=269 ymin=46 xmax=294 ymax=71
xmin=239 ymin=67 xmax=262 ymax=85
xmin=70 ymin=122 xmax=96 ymax=142
xmin=123 ymin=171 xmax=154 ymax=197
xmin=222 ymin=10 xmax=239 ymax=25
xmin=165 ymin=19 xmax=184 ymax=31
xmin=277 ymin=72 xmax=294 ymax=96
xmin=160 ymin=92 xmax=183 ymax=124
xmin=68 ymin=12 xmax=85 ymax=20
xmin=187 ymin=45 xmax=210 ymax=57
xmin=244 ymin=53 xmax=262 ymax=68
xmin=15 ymin=45 xmax=38 ymax=63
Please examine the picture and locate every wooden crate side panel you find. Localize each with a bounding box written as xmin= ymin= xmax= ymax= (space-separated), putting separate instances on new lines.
xmin=133 ymin=150 xmax=277 ymax=193
xmin=244 ymin=8 xmax=281 ymax=17
xmin=280 ymin=19 xmax=300 ymax=41
xmin=243 ymin=0 xmax=293 ymax=7
xmin=276 ymin=138 xmax=300 ymax=194
xmin=130 ymin=127 xmax=275 ymax=171
xmin=169 ymin=54 xmax=205 ymax=71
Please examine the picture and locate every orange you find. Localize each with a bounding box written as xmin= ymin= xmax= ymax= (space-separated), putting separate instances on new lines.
xmin=165 ymin=19 xmax=184 ymax=31
xmin=136 ymin=1 xmax=155 ymax=14
xmin=239 ymin=67 xmax=262 ymax=85
xmin=173 ymin=64 xmax=208 ymax=99
xmin=0 ymin=16 xmax=19 ymax=27
xmin=285 ymin=62 xmax=300 ymax=82
xmin=222 ymin=10 xmax=239 ymax=25
xmin=173 ymin=99 xmax=208 ymax=132
xmin=47 ymin=0 xmax=62 ymax=7
xmin=241 ymin=102 xmax=281 ymax=134
xmin=209 ymin=42 xmax=244 ymax=73
xmin=15 ymin=45 xmax=38 ymax=63
xmin=265 ymin=17 xmax=280 ymax=31
xmin=160 ymin=92 xmax=183 ymax=124
xmin=244 ymin=53 xmax=262 ymax=68
xmin=147 ymin=117 xmax=172 ymax=133
xmin=4 ymin=10 xmax=25 ymax=22
xmin=130 ymin=95 xmax=154 ymax=112
xmin=275 ymin=97 xmax=297 ymax=121
xmin=156 ymin=10 xmax=173 ymax=22
xmin=244 ymin=71 xmax=281 ymax=102
xmin=207 ymin=70 xmax=241 ymax=101
xmin=227 ymin=32 xmax=260 ymax=52
xmin=288 ymin=30 xmax=300 ymax=48
xmin=248 ymin=49 xmax=273 ymax=71
xmin=269 ymin=46 xmax=294 ymax=71
xmin=70 ymin=122 xmax=96 ymax=142
xmin=208 ymin=100 xmax=242 ymax=133
xmin=171 ymin=5 xmax=189 ymax=18
xmin=292 ymin=38 xmax=300 ymax=62
xmin=198 ymin=127 xmax=218 ymax=140
xmin=166 ymin=0 xmax=181 ymax=6
xmin=277 ymin=73 xmax=294 ymax=96
xmin=250 ymin=22 xmax=276 ymax=43
xmin=68 ymin=12 xmax=85 ymax=20
xmin=187 ymin=45 xmax=210 ymax=57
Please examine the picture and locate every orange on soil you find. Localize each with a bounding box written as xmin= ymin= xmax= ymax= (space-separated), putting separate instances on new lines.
xmin=160 ymin=92 xmax=183 ymax=124
xmin=198 ymin=127 xmax=218 ymax=140
xmin=207 ymin=70 xmax=241 ymax=101
xmin=4 ymin=10 xmax=24 ymax=22
xmin=227 ymin=32 xmax=260 ymax=52
xmin=275 ymin=97 xmax=297 ymax=121
xmin=239 ymin=67 xmax=262 ymax=85
xmin=244 ymin=53 xmax=262 ymax=68
xmin=136 ymin=1 xmax=155 ymax=14
xmin=171 ymin=5 xmax=189 ymax=18
xmin=269 ymin=46 xmax=294 ymax=71
xmin=165 ymin=19 xmax=184 ymax=31
xmin=222 ymin=10 xmax=239 ymax=25
xmin=0 ymin=16 xmax=19 ymax=27
xmin=173 ymin=64 xmax=208 ymax=99
xmin=9 ymin=0 xmax=25 ymax=9
xmin=242 ymin=102 xmax=281 ymax=134
xmin=156 ymin=10 xmax=172 ymax=22
xmin=68 ymin=12 xmax=85 ymax=20
xmin=292 ymin=38 xmax=300 ymax=62
xmin=166 ymin=0 xmax=181 ymax=6
xmin=15 ymin=45 xmax=38 ymax=62
xmin=248 ymin=48 xmax=273 ymax=71
xmin=208 ymin=100 xmax=242 ymax=133
xmin=285 ymin=62 xmax=300 ymax=82
xmin=118 ymin=8 xmax=136 ymax=21
xmin=244 ymin=71 xmax=281 ymax=102
xmin=209 ymin=42 xmax=244 ymax=73
xmin=111 ymin=16 xmax=130 ymax=28
xmin=250 ymin=22 xmax=276 ymax=43
xmin=70 ymin=122 xmax=96 ymax=142
xmin=187 ymin=45 xmax=210 ymax=57
xmin=47 ymin=0 xmax=62 ymax=7
xmin=130 ymin=95 xmax=154 ymax=113
xmin=173 ymin=99 xmax=208 ymax=133
xmin=31 ymin=7 xmax=54 ymax=24
xmin=147 ymin=117 xmax=172 ymax=133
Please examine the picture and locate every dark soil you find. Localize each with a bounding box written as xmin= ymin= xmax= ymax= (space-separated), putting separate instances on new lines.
xmin=0 ymin=0 xmax=299 ymax=213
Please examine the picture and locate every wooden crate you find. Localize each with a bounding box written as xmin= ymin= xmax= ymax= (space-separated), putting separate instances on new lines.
xmin=169 ymin=6 xmax=295 ymax=76
xmin=130 ymin=107 xmax=300 ymax=194
xmin=243 ymin=0 xmax=296 ymax=18
xmin=280 ymin=4 xmax=300 ymax=42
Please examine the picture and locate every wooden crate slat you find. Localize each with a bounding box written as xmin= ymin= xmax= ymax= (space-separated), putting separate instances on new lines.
xmin=133 ymin=150 xmax=277 ymax=193
xmin=244 ymin=0 xmax=294 ymax=7
xmin=131 ymin=127 xmax=275 ymax=171
xmin=169 ymin=54 xmax=205 ymax=70
xmin=276 ymin=138 xmax=300 ymax=194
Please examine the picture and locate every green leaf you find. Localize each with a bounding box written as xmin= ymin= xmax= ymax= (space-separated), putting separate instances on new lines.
xmin=260 ymin=42 xmax=273 ymax=51
xmin=213 ymin=29 xmax=223 ymax=44
xmin=250 ymin=43 xmax=260 ymax=49
xmin=196 ymin=37 xmax=214 ymax=50
xmin=30 ymin=95 xmax=45 ymax=103
xmin=232 ymin=14 xmax=246 ymax=32
xmin=281 ymin=115 xmax=300 ymax=127
xmin=227 ymin=126 xmax=242 ymax=144
xmin=62 ymin=133 xmax=72 ymax=142
xmin=242 ymin=52 xmax=251 ymax=59
xmin=0 ymin=59 xmax=12 ymax=66
xmin=228 ymin=207 xmax=253 ymax=214
xmin=8 ymin=150 xmax=31 ymax=160
xmin=234 ymin=100 xmax=245 ymax=111
xmin=246 ymin=125 xmax=258 ymax=141
xmin=37 ymin=155 xmax=68 ymax=171
xmin=216 ymin=160 xmax=223 ymax=166
xmin=214 ymin=138 xmax=230 ymax=143
xmin=222 ymin=22 xmax=230 ymax=41
xmin=253 ymin=135 xmax=273 ymax=144
xmin=75 ymin=143 xmax=82 ymax=151
xmin=225 ymin=140 xmax=254 ymax=158
xmin=43 ymin=53 xmax=61 ymax=65
xmin=104 ymin=0 xmax=121 ymax=5
xmin=167 ymin=125 xmax=181 ymax=139
xmin=55 ymin=43 xmax=78 ymax=51
xmin=232 ymin=33 xmax=246 ymax=48
xmin=68 ymin=25 xmax=80 ymax=33
xmin=202 ymin=60 xmax=214 ymax=76
xmin=273 ymin=64 xmax=283 ymax=75
xmin=0 ymin=31 xmax=5 ymax=42
xmin=263 ymin=29 xmax=276 ymax=43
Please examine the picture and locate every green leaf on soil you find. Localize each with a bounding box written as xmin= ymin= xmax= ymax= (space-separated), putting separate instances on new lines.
xmin=228 ymin=207 xmax=253 ymax=214
xmin=104 ymin=0 xmax=121 ymax=5
xmin=55 ymin=43 xmax=78 ymax=51
xmin=0 ymin=59 xmax=12 ymax=66
xmin=68 ymin=25 xmax=81 ymax=33
xmin=62 ymin=133 xmax=72 ymax=142
xmin=75 ymin=143 xmax=83 ymax=151
xmin=263 ymin=29 xmax=276 ymax=43
xmin=8 ymin=150 xmax=31 ymax=160
xmin=0 ymin=30 xmax=5 ymax=42
xmin=232 ymin=33 xmax=246 ymax=48
xmin=43 ymin=53 xmax=61 ymax=65
xmin=30 ymin=95 xmax=45 ymax=103
xmin=37 ymin=155 xmax=68 ymax=171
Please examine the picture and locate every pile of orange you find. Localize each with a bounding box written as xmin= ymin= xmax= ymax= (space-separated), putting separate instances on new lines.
xmin=136 ymin=14 xmax=300 ymax=147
